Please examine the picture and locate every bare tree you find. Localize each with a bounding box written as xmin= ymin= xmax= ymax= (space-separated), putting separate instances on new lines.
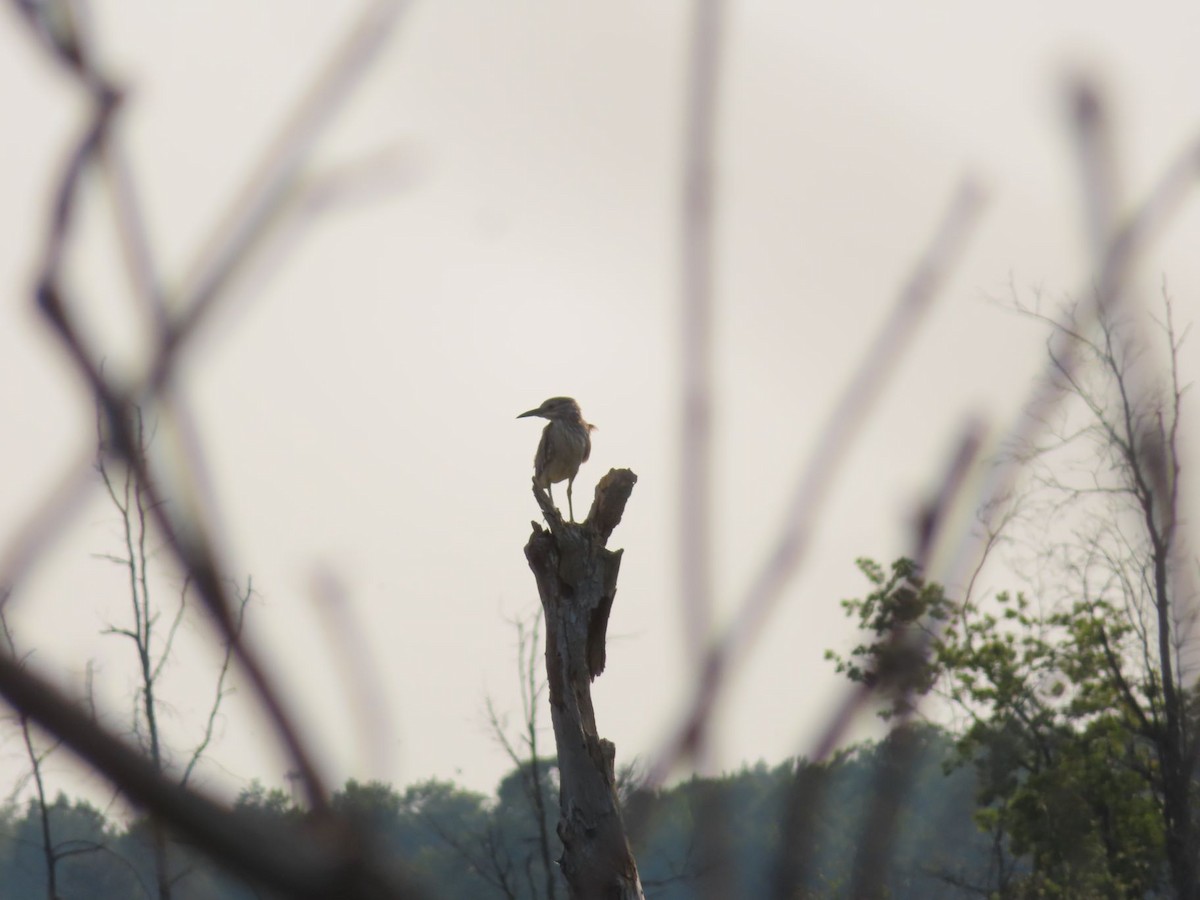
xmin=0 ymin=597 xmax=64 ymax=900
xmin=0 ymin=601 xmax=120 ymax=900
xmin=425 ymin=612 xmax=561 ymax=899
xmin=484 ymin=612 xmax=559 ymax=900
xmin=93 ymin=407 xmax=252 ymax=900
xmin=1005 ymin=284 xmax=1198 ymax=899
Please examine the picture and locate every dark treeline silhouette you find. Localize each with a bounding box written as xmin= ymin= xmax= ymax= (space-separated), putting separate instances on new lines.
xmin=0 ymin=724 xmax=1001 ymax=900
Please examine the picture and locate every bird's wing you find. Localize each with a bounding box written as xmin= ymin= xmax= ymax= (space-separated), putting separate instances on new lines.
xmin=535 ymin=423 xmax=555 ymax=482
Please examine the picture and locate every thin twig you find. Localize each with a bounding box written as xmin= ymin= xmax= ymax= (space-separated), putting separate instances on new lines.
xmin=180 ymin=577 xmax=252 ymax=789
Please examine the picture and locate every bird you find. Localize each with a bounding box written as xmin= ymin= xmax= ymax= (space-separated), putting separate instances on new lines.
xmin=517 ymin=397 xmax=595 ymax=522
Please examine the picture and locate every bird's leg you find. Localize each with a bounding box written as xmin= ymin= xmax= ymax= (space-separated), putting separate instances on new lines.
xmin=567 ymin=477 xmax=575 ymax=522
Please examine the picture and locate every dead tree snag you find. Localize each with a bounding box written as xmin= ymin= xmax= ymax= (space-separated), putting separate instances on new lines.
xmin=524 ymin=468 xmax=644 ymax=900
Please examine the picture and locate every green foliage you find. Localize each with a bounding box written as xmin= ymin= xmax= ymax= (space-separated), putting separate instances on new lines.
xmin=829 ymin=557 xmax=1167 ymax=898
xmin=825 ymin=557 xmax=953 ymax=718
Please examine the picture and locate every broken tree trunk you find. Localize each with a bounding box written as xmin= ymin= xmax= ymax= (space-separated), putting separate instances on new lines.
xmin=524 ymin=468 xmax=645 ymax=900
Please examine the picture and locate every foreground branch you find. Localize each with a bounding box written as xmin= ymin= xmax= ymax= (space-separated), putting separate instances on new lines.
xmin=524 ymin=468 xmax=643 ymax=900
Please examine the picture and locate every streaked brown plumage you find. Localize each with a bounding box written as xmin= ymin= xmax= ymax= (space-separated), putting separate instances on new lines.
xmin=517 ymin=396 xmax=595 ymax=521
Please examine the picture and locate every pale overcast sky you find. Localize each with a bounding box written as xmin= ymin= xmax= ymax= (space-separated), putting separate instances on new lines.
xmin=1 ymin=1 xmax=1199 ymax=806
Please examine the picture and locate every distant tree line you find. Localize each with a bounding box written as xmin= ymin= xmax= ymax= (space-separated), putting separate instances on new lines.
xmin=0 ymin=725 xmax=1006 ymax=900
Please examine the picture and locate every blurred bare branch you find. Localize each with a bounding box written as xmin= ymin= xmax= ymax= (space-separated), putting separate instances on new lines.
xmin=654 ymin=180 xmax=986 ymax=784
xmin=0 ymin=649 xmax=423 ymax=898
xmin=679 ymin=0 xmax=725 ymax=681
xmin=0 ymin=0 xmax=430 ymax=895
xmin=7 ymin=0 xmax=415 ymax=819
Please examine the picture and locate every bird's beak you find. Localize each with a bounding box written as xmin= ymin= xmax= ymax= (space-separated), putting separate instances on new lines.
xmin=517 ymin=408 xmax=542 ymax=419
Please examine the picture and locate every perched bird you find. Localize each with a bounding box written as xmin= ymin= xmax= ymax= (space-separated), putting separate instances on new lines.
xmin=517 ymin=396 xmax=595 ymax=522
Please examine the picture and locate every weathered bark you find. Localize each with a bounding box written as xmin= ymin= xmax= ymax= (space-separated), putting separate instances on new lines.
xmin=524 ymin=468 xmax=645 ymax=900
